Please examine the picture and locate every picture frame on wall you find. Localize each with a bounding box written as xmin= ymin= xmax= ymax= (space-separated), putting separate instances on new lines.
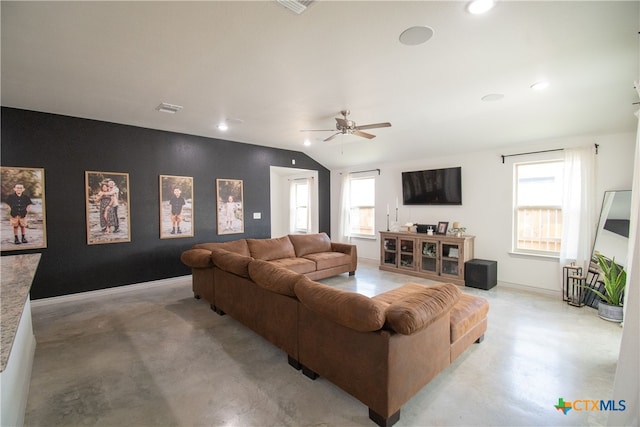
xmin=436 ymin=221 xmax=449 ymax=235
xmin=1 ymin=166 xmax=47 ymax=251
xmin=159 ymin=175 xmax=194 ymax=239
xmin=85 ymin=171 xmax=131 ymax=245
xmin=216 ymin=178 xmax=244 ymax=235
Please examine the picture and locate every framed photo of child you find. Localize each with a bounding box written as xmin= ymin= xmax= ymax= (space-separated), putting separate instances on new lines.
xmin=85 ymin=171 xmax=131 ymax=245
xmin=1 ymin=166 xmax=47 ymax=251
xmin=216 ymin=178 xmax=244 ymax=235
xmin=159 ymin=175 xmax=194 ymax=239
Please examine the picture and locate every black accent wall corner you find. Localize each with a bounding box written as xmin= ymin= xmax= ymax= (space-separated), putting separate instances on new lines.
xmin=1 ymin=107 xmax=330 ymax=299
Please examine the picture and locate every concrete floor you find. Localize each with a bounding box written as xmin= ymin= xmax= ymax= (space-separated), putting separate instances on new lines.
xmin=25 ymin=259 xmax=623 ymax=426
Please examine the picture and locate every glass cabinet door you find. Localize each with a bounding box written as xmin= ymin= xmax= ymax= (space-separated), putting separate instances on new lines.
xmin=441 ymin=242 xmax=461 ymax=277
xmin=398 ymin=238 xmax=416 ymax=270
xmin=419 ymin=240 xmax=438 ymax=274
xmin=382 ymin=236 xmax=398 ymax=267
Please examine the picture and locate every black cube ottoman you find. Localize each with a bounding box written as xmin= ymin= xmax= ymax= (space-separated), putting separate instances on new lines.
xmin=465 ymin=259 xmax=497 ymax=290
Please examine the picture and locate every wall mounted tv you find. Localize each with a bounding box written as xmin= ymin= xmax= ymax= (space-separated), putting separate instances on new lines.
xmin=402 ymin=167 xmax=462 ymax=205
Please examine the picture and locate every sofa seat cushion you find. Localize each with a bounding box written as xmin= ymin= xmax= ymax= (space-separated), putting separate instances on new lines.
xmin=247 ymin=236 xmax=296 ymax=261
xmin=268 ymin=257 xmax=316 ymax=275
xmin=210 ymin=248 xmax=253 ymax=278
xmin=180 ymin=248 xmax=214 ymax=269
xmin=288 ymin=232 xmax=332 ymax=257
xmin=450 ymin=293 xmax=489 ymax=342
xmin=383 ymin=284 xmax=461 ymax=335
xmin=295 ymin=277 xmax=387 ymax=332
xmin=193 ymin=239 xmax=250 ymax=257
xmin=247 ymin=259 xmax=300 ymax=297
xmin=302 ymin=252 xmax=352 ymax=270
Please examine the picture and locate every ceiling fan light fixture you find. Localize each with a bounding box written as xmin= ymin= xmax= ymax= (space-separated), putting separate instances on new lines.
xmin=399 ymin=26 xmax=434 ymax=46
xmin=467 ymin=0 xmax=495 ymax=15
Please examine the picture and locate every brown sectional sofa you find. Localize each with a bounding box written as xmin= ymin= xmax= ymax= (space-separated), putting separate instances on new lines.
xmin=180 ymin=233 xmax=357 ymax=310
xmin=180 ymin=235 xmax=489 ymax=427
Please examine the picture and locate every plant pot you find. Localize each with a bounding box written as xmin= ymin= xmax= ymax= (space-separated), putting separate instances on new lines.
xmin=597 ymin=301 xmax=623 ymax=323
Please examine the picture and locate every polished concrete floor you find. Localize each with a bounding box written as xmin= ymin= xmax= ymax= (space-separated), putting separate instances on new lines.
xmin=25 ymin=259 xmax=623 ymax=426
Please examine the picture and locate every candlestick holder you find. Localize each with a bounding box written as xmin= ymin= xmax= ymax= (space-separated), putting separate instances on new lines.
xmin=386 ymin=214 xmax=390 ymax=231
xmin=395 ymin=208 xmax=398 ymax=222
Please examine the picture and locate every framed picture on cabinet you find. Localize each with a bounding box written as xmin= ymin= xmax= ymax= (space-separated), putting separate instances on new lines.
xmin=159 ymin=175 xmax=194 ymax=239
xmin=1 ymin=166 xmax=47 ymax=251
xmin=216 ymin=178 xmax=244 ymax=235
xmin=436 ymin=221 xmax=449 ymax=235
xmin=85 ymin=171 xmax=131 ymax=245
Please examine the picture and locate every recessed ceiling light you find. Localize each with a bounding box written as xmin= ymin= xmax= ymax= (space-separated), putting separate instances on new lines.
xmin=481 ymin=93 xmax=504 ymax=101
xmin=156 ymin=102 xmax=183 ymax=114
xmin=530 ymin=81 xmax=550 ymax=91
xmin=399 ymin=26 xmax=434 ymax=46
xmin=303 ymin=139 xmax=311 ymax=146
xmin=467 ymin=0 xmax=495 ymax=15
xmin=217 ymin=123 xmax=229 ymax=131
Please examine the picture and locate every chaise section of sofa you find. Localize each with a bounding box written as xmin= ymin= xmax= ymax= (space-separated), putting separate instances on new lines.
xmin=295 ymin=279 xmax=465 ymax=427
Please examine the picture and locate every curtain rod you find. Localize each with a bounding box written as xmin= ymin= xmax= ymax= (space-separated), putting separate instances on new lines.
xmin=501 ymin=143 xmax=599 ymax=164
xmin=340 ymin=168 xmax=381 ymax=175
xmin=288 ymin=176 xmax=314 ymax=181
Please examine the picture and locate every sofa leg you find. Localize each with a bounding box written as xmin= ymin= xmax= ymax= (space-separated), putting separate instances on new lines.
xmin=194 ymin=294 xmax=201 ymax=300
xmin=349 ymin=271 xmax=355 ymax=276
xmin=475 ymin=334 xmax=485 ymax=344
xmin=288 ymin=356 xmax=301 ymax=370
xmin=211 ymin=305 xmax=225 ymax=316
xmin=302 ymin=366 xmax=319 ymax=380
xmin=368 ymin=408 xmax=400 ymax=427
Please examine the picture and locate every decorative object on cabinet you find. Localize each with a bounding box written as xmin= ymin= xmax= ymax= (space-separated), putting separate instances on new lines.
xmin=380 ymin=231 xmax=474 ymax=286
xmin=449 ymin=221 xmax=466 ymax=237
xmin=436 ymin=221 xmax=448 ymax=235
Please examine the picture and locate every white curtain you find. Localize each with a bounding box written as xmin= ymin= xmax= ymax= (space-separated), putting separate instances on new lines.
xmin=559 ymin=145 xmax=596 ymax=271
xmin=338 ymin=173 xmax=351 ymax=242
xmin=289 ymin=180 xmax=297 ymax=233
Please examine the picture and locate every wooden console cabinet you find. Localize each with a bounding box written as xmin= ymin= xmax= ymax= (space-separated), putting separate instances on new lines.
xmin=380 ymin=231 xmax=474 ymax=286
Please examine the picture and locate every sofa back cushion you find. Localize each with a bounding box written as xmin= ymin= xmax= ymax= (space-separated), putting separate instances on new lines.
xmin=210 ymin=248 xmax=253 ymax=278
xmin=295 ymin=277 xmax=387 ymax=332
xmin=288 ymin=232 xmax=332 ymax=257
xmin=193 ymin=239 xmax=250 ymax=257
xmin=248 ymin=259 xmax=300 ymax=297
xmin=385 ymin=284 xmax=461 ymax=335
xmin=247 ymin=236 xmax=296 ymax=261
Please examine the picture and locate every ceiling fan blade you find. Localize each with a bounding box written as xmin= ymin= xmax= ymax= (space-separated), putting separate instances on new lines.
xmin=353 ymin=130 xmax=376 ymax=139
xmin=300 ymin=129 xmax=335 ymax=132
xmin=324 ymin=132 xmax=342 ymax=142
xmin=355 ymin=122 xmax=392 ymax=131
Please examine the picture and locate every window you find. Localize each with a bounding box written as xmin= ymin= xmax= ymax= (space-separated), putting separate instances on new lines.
xmin=514 ymin=161 xmax=564 ymax=255
xmin=349 ymin=176 xmax=375 ymax=237
xmin=292 ymin=180 xmax=309 ymax=233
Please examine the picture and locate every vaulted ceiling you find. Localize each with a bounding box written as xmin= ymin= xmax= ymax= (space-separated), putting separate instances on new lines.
xmin=2 ymin=1 xmax=638 ymax=169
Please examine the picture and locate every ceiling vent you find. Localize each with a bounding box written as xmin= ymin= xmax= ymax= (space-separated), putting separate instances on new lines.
xmin=156 ymin=102 xmax=183 ymax=114
xmin=276 ymin=0 xmax=315 ymax=15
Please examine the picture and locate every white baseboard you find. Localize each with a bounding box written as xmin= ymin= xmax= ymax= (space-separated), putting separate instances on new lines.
xmin=31 ymin=275 xmax=192 ymax=308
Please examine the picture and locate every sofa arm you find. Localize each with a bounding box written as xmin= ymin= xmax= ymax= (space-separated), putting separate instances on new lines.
xmin=330 ymin=242 xmax=358 ymax=272
xmin=385 ymin=284 xmax=460 ymax=335
xmin=181 ymin=248 xmax=213 ymax=269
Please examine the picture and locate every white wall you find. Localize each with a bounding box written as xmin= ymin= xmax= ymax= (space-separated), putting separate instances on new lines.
xmin=331 ymin=132 xmax=636 ymax=293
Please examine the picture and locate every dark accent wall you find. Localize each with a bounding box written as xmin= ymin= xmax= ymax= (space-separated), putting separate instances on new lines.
xmin=1 ymin=107 xmax=330 ymax=299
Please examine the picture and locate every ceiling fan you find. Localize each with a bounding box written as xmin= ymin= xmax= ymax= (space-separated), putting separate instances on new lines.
xmin=302 ymin=110 xmax=391 ymax=142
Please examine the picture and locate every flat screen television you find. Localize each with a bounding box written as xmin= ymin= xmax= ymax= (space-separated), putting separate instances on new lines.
xmin=402 ymin=167 xmax=462 ymax=205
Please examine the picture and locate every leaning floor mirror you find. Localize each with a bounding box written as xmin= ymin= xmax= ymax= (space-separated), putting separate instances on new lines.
xmin=585 ymin=190 xmax=632 ymax=307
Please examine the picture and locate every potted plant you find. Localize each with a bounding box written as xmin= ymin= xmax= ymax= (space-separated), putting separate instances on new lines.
xmin=587 ymin=253 xmax=626 ymax=322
